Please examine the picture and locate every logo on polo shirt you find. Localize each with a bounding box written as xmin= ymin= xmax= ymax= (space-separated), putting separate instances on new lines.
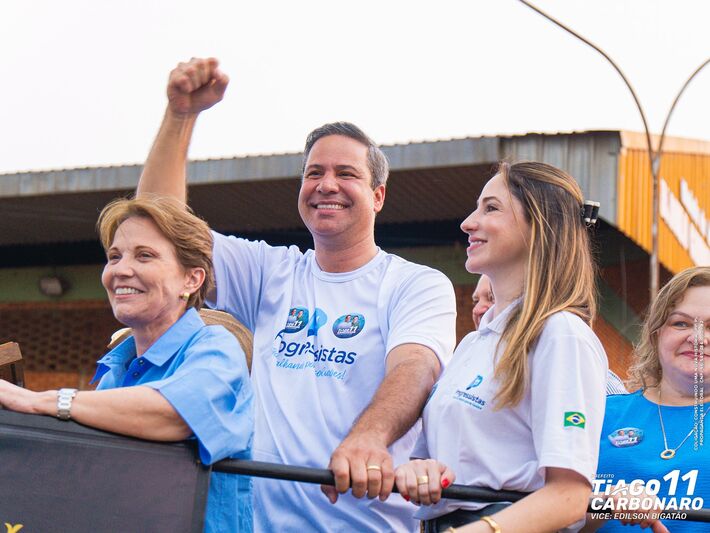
xmin=608 ymin=427 xmax=644 ymax=448
xmin=454 ymin=373 xmax=488 ymax=410
xmin=564 ymin=411 xmax=586 ymax=428
xmin=332 ymin=313 xmax=365 ymax=338
xmin=466 ymin=375 xmax=483 ymax=389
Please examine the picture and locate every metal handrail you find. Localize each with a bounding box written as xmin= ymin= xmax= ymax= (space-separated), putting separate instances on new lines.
xmin=212 ymin=459 xmax=710 ymax=522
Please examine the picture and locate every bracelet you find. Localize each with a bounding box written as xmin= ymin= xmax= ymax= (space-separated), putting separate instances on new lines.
xmin=479 ymin=516 xmax=502 ymax=533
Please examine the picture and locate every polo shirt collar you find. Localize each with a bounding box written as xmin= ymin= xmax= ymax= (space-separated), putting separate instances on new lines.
xmin=477 ymin=297 xmax=523 ymax=335
xmin=96 ymin=307 xmax=205 ymax=368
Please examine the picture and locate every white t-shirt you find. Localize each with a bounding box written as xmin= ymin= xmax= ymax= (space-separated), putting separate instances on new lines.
xmin=210 ymin=233 xmax=457 ymax=532
xmin=415 ymin=301 xmax=607 ymax=530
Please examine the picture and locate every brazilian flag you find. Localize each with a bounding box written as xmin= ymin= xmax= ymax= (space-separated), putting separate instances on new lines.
xmin=564 ymin=411 xmax=586 ymax=428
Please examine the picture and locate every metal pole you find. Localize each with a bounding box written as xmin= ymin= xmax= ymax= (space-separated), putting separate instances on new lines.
xmin=650 ymin=57 xmax=710 ymax=291
xmin=514 ymin=1 xmax=657 ymax=297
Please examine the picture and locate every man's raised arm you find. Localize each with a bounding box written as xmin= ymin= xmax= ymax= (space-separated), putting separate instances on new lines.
xmin=137 ymin=57 xmax=229 ymax=202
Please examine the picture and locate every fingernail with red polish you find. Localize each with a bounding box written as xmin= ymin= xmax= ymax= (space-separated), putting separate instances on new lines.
xmin=402 ymin=494 xmax=410 ymax=501
xmin=441 ymin=478 xmax=450 ymax=488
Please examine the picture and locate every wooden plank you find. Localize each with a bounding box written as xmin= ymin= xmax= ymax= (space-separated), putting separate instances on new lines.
xmin=0 ymin=342 xmax=24 ymax=386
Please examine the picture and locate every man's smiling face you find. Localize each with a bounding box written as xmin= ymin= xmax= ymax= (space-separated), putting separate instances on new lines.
xmin=298 ymin=134 xmax=384 ymax=246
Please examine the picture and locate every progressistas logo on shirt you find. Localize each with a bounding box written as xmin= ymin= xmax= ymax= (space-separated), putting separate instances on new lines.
xmin=453 ymin=372 xmax=487 ymax=410
xmin=272 ymin=308 xmax=359 ymax=379
xmin=466 ymin=375 xmax=483 ymax=389
xmin=332 ymin=313 xmax=365 ymax=338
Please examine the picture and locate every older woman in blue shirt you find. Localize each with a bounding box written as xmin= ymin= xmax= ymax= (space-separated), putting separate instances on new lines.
xmin=0 ymin=196 xmax=253 ymax=532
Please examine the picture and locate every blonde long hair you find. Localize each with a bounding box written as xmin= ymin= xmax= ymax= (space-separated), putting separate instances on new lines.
xmin=627 ymin=266 xmax=710 ymax=390
xmin=493 ymin=162 xmax=597 ymax=408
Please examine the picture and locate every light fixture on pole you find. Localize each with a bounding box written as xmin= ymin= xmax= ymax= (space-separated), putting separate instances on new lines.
xmin=517 ymin=0 xmax=710 ymax=299
xmin=38 ymin=276 xmax=70 ymax=297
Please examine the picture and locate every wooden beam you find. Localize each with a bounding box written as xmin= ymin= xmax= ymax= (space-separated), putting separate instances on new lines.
xmin=0 ymin=341 xmax=25 ymax=387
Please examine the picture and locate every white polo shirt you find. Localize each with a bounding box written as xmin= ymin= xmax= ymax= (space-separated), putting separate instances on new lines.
xmin=415 ymin=301 xmax=607 ymax=528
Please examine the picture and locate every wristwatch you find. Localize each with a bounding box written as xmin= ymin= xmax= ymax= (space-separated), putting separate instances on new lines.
xmin=56 ymin=388 xmax=78 ymax=420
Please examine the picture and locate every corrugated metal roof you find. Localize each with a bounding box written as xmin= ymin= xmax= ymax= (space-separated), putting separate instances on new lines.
xmin=2 ymin=129 xmax=705 ymax=248
xmin=0 ymin=137 xmax=499 ymax=197
xmin=501 ymin=131 xmax=622 ymax=225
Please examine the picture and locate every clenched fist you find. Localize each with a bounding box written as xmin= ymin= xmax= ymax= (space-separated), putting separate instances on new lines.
xmin=167 ymin=57 xmax=229 ymax=116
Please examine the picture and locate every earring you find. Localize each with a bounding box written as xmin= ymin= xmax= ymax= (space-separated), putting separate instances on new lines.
xmin=180 ymin=292 xmax=191 ymax=301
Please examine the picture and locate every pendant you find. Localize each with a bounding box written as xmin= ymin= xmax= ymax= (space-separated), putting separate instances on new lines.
xmin=660 ymin=449 xmax=676 ymax=460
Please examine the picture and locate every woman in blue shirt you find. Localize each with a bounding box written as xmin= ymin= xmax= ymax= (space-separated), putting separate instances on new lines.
xmin=584 ymin=266 xmax=709 ymax=533
xmin=0 ymin=196 xmax=254 ymax=532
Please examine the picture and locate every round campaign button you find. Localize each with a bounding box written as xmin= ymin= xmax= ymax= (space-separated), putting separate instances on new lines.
xmin=284 ymin=307 xmax=309 ymax=334
xmin=332 ymin=313 xmax=365 ymax=338
xmin=608 ymin=427 xmax=644 ymax=448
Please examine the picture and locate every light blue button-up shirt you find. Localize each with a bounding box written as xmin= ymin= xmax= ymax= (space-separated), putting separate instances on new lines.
xmin=93 ymin=307 xmax=254 ymax=532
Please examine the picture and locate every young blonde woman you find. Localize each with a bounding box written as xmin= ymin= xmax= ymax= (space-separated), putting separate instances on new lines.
xmin=395 ymin=162 xmax=608 ymax=532
xmin=585 ymin=266 xmax=709 ymax=533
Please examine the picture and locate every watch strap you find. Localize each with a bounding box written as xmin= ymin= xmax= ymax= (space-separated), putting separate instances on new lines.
xmin=56 ymin=388 xmax=78 ymax=420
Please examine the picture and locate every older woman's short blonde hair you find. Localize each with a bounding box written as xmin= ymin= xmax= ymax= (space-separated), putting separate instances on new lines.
xmin=628 ymin=266 xmax=710 ymax=390
xmin=97 ymin=195 xmax=214 ymax=310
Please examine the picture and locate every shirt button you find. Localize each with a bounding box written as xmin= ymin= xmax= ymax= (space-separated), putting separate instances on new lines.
xmin=132 ymin=372 xmax=140 ymax=378
xmin=138 ymin=359 xmax=145 ymax=366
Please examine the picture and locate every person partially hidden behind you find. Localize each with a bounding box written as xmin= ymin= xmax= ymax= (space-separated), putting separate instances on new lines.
xmin=583 ymin=266 xmax=710 ymax=533
xmin=0 ymin=196 xmax=254 ymax=533
xmin=471 ymin=274 xmax=494 ymax=329
xmin=473 ymin=273 xmax=627 ymax=396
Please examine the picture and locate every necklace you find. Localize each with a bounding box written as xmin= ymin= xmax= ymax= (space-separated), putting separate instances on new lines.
xmin=657 ymin=388 xmax=710 ymax=460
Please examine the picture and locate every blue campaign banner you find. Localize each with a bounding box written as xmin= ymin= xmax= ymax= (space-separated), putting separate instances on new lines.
xmin=0 ymin=409 xmax=208 ymax=532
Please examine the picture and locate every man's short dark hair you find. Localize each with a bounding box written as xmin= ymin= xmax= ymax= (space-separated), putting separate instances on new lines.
xmin=302 ymin=122 xmax=389 ymax=188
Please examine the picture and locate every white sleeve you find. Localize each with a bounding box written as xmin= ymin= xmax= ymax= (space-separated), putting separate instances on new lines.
xmin=208 ymin=231 xmax=299 ymax=331
xmin=384 ymin=267 xmax=457 ymax=367
xmin=529 ymin=314 xmax=608 ymax=484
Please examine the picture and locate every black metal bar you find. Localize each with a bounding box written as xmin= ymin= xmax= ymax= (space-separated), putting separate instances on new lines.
xmin=213 ymin=459 xmax=710 ymax=522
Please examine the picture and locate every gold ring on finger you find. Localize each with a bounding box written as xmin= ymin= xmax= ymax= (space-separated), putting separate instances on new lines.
xmin=416 ymin=475 xmax=429 ymax=485
xmin=366 ymin=464 xmax=382 ymax=472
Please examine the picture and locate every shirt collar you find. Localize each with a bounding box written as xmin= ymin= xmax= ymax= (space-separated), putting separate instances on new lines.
xmin=96 ymin=307 xmax=205 ymax=368
xmin=477 ymin=297 xmax=523 ymax=334
xmin=310 ymin=248 xmax=385 ymax=282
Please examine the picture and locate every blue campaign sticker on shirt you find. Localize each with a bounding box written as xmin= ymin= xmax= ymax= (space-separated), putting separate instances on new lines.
xmin=284 ymin=307 xmax=309 ymax=334
xmin=332 ymin=313 xmax=365 ymax=338
xmin=608 ymin=427 xmax=644 ymax=448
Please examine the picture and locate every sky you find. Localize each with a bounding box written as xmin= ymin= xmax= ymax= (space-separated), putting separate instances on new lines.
xmin=1 ymin=0 xmax=710 ymax=174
